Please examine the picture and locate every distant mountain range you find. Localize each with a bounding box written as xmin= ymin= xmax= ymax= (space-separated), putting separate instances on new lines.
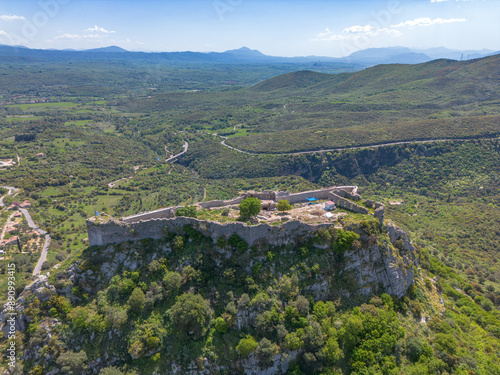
xmin=0 ymin=44 xmax=497 ymax=67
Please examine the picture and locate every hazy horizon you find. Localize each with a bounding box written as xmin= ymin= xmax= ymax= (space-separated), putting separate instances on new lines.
xmin=0 ymin=0 xmax=499 ymax=58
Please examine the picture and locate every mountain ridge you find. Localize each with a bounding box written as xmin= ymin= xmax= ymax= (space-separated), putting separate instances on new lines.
xmin=0 ymin=43 xmax=496 ymax=67
xmin=249 ymin=53 xmax=500 ymax=96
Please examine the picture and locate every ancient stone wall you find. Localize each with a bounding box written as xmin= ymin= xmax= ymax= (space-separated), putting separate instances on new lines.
xmin=87 ymin=185 xmax=389 ymax=248
xmin=198 ymin=196 xmax=243 ymax=209
xmin=121 ymin=207 xmax=177 ymax=223
xmin=87 ymin=216 xmax=337 ymax=248
xmin=254 ymin=191 xmax=276 ymax=200
xmin=332 ymin=188 xmax=361 ymax=201
xmin=328 ymin=193 xmax=369 ymax=214
xmin=192 ymin=187 xmax=355 ymax=209
xmin=281 ymin=188 xmax=338 ymax=204
xmin=198 ymin=200 xmax=225 ymax=209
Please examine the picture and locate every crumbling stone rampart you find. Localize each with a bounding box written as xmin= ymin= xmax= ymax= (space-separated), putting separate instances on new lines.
xmin=120 ymin=207 xmax=177 ymax=223
xmin=88 ymin=186 xmax=386 ymax=247
xmin=87 ymin=216 xmax=336 ymax=248
xmin=328 ymin=192 xmax=369 ymax=214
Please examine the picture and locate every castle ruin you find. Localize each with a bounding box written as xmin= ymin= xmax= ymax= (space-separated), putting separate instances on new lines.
xmin=86 ymin=186 xmax=385 ymax=247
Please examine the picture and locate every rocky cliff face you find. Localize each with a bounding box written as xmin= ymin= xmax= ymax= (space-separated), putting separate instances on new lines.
xmin=344 ymin=222 xmax=416 ymax=298
xmin=3 ymin=218 xmax=417 ymax=375
xmin=0 ymin=274 xmax=56 ymax=335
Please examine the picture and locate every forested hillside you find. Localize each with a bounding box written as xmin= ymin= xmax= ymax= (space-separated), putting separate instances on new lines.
xmin=0 ymin=52 xmax=499 ymax=374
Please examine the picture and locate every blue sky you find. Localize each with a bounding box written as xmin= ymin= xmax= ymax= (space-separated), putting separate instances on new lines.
xmin=0 ymin=0 xmax=498 ymax=56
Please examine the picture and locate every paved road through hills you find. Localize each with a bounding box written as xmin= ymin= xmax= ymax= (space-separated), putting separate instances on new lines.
xmin=32 ymin=234 xmax=51 ymax=276
xmin=1 ymin=187 xmax=51 ymax=276
xmin=18 ymin=208 xmax=50 ymax=275
xmin=0 ymin=186 xmax=18 ymax=207
xmin=166 ymin=141 xmax=188 ymax=162
xmin=219 ymin=136 xmax=498 ymax=156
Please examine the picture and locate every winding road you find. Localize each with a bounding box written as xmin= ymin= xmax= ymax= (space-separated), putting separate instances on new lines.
xmin=166 ymin=141 xmax=189 ymax=162
xmin=0 ymin=186 xmax=18 ymax=207
xmin=219 ymin=136 xmax=498 ymax=156
xmin=1 ymin=186 xmax=51 ymax=276
xmin=19 ymin=208 xmax=50 ymax=276
xmin=32 ymin=235 xmax=51 ymax=276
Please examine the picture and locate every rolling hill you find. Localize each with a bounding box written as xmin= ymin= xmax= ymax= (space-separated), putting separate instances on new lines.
xmin=251 ymin=54 xmax=500 ymax=97
xmin=226 ymin=54 xmax=500 ymax=152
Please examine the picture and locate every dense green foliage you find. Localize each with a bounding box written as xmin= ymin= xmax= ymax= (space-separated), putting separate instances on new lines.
xmin=239 ymin=197 xmax=261 ymax=218
xmin=175 ymin=205 xmax=198 ymax=218
xmin=169 ymin=293 xmax=213 ymax=340
xmin=9 ymin=222 xmax=500 ymax=374
xmin=0 ymin=52 xmax=499 ymax=374
xmin=277 ymin=200 xmax=293 ymax=211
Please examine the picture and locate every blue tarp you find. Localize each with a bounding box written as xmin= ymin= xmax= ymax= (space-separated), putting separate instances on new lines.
xmin=305 ymin=197 xmax=318 ymax=202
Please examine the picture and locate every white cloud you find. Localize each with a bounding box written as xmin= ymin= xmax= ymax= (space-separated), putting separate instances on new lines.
xmin=0 ymin=30 xmax=8 ymax=36
xmin=0 ymin=14 xmax=25 ymax=21
xmin=53 ymin=25 xmax=116 ymax=42
xmin=85 ymin=25 xmax=115 ymax=34
xmin=54 ymin=33 xmax=105 ymax=40
xmin=316 ymin=24 xmax=402 ymax=42
xmin=54 ymin=33 xmax=80 ymax=40
xmin=391 ymin=17 xmax=467 ymax=28
xmin=379 ymin=28 xmax=403 ymax=37
xmin=343 ymin=25 xmax=375 ymax=34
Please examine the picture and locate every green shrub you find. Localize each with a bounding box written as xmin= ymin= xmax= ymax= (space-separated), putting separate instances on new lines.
xmin=239 ymin=197 xmax=261 ymax=218
xmin=332 ymin=229 xmax=360 ymax=255
xmin=406 ymin=336 xmax=423 ymax=362
xmin=69 ymin=306 xmax=90 ymax=331
xmin=56 ymin=350 xmax=88 ymax=375
xmin=236 ymin=335 xmax=258 ymax=357
xmin=128 ymin=287 xmax=146 ymax=314
xmin=284 ymin=331 xmax=305 ymax=350
xmin=215 ymin=317 xmax=229 ymax=333
xmin=172 ymin=235 xmax=184 ymax=252
xmin=255 ymin=338 xmax=278 ymax=368
xmin=277 ymin=200 xmax=292 ymax=211
xmin=433 ymin=333 xmax=457 ymax=355
xmin=175 ymin=205 xmax=198 ymax=218
xmin=228 ymin=233 xmax=248 ymax=252
xmin=163 ymin=271 xmax=182 ymax=294
xmin=99 ymin=367 xmax=124 ymax=375
xmin=169 ymin=293 xmax=213 ymax=339
xmin=216 ymin=237 xmax=226 ymax=248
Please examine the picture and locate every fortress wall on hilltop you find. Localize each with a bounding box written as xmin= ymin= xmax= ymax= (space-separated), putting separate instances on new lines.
xmin=196 ymin=187 xmax=355 ymax=209
xmin=329 ymin=192 xmax=370 ymax=214
xmin=333 ymin=188 xmax=361 ymax=201
xmin=120 ymin=207 xmax=177 ymax=224
xmin=198 ymin=200 xmax=225 ymax=209
xmin=86 ymin=217 xmax=336 ymax=248
xmin=334 ymin=186 xmax=358 ymax=195
xmin=254 ymin=191 xmax=276 ymax=200
xmin=86 ymin=185 xmax=386 ymax=247
xmin=198 ymin=196 xmax=244 ymax=209
xmin=280 ymin=188 xmax=338 ymax=204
